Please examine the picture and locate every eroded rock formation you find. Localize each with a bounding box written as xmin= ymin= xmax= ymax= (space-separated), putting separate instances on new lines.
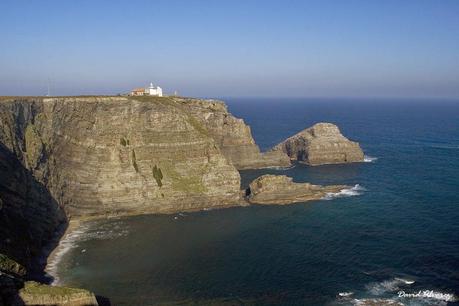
xmin=246 ymin=174 xmax=347 ymax=205
xmin=272 ymin=122 xmax=364 ymax=165
xmin=176 ymin=98 xmax=291 ymax=169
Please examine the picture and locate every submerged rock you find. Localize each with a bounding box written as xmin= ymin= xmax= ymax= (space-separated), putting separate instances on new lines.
xmin=246 ymin=174 xmax=347 ymax=205
xmin=272 ymin=122 xmax=364 ymax=165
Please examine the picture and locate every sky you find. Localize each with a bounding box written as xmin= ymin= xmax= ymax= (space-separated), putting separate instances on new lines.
xmin=1 ymin=0 xmax=459 ymax=98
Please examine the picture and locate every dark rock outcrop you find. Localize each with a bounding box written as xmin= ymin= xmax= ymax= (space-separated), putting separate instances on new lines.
xmin=246 ymin=174 xmax=347 ymax=205
xmin=0 ymin=254 xmax=98 ymax=306
xmin=272 ymin=122 xmax=364 ymax=165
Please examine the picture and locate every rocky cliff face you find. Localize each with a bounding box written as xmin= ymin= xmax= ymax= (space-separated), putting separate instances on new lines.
xmin=0 ymin=97 xmax=367 ymax=305
xmin=272 ymin=123 xmax=364 ymax=165
xmin=0 ymin=97 xmax=242 ymax=217
xmin=0 ymin=96 xmax=246 ymax=268
xmin=246 ymin=174 xmax=347 ymax=205
xmin=176 ymin=98 xmax=291 ymax=169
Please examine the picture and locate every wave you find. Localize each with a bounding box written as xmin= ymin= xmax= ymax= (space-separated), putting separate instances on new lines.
xmin=265 ymin=164 xmax=297 ymax=170
xmin=394 ymin=277 xmax=415 ymax=285
xmin=78 ymin=221 xmax=130 ymax=241
xmin=45 ymin=223 xmax=90 ymax=285
xmin=363 ymin=155 xmax=378 ymax=163
xmin=339 ymin=292 xmax=354 ymax=297
xmin=351 ymin=298 xmax=404 ymax=306
xmin=365 ymin=278 xmax=414 ymax=295
xmin=322 ymin=184 xmax=365 ymax=200
xmin=46 ymin=220 xmax=129 ymax=285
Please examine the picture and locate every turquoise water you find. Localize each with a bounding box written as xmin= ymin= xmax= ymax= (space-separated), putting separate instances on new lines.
xmin=55 ymin=99 xmax=459 ymax=305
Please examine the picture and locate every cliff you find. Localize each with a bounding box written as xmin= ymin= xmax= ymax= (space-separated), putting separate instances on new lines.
xmin=272 ymin=123 xmax=364 ymax=165
xmin=175 ymin=98 xmax=291 ymax=169
xmin=0 ymin=96 xmax=365 ymax=305
xmin=0 ymin=96 xmax=250 ymax=266
xmin=0 ymin=96 xmax=247 ymax=217
xmin=246 ymin=175 xmax=347 ymax=205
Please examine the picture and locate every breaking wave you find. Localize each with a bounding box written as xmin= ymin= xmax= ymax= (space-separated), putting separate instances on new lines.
xmin=365 ymin=278 xmax=415 ymax=295
xmin=46 ymin=223 xmax=90 ymax=285
xmin=265 ymin=164 xmax=297 ymax=170
xmin=363 ymin=155 xmax=378 ymax=163
xmin=339 ymin=292 xmax=354 ymax=297
xmin=46 ymin=220 xmax=129 ymax=285
xmin=322 ymin=184 xmax=365 ymax=200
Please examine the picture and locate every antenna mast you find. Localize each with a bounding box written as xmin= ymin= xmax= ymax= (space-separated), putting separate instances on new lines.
xmin=46 ymin=78 xmax=50 ymax=96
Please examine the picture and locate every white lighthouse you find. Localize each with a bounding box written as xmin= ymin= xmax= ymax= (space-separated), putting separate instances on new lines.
xmin=146 ymin=82 xmax=163 ymax=97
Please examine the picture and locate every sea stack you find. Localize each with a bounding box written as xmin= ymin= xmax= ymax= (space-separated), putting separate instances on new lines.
xmin=272 ymin=123 xmax=364 ymax=166
xmin=246 ymin=174 xmax=347 ymax=205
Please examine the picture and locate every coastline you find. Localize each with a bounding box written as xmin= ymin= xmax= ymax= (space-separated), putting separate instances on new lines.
xmin=41 ymin=203 xmax=248 ymax=286
xmin=45 ymin=219 xmax=82 ymax=285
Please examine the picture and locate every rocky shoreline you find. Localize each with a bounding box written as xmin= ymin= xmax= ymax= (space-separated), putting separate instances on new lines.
xmin=0 ymin=96 xmax=365 ymax=305
xmin=245 ymin=174 xmax=348 ymax=205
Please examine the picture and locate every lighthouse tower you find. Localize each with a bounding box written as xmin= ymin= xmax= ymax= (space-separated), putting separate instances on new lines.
xmin=146 ymin=82 xmax=163 ymax=97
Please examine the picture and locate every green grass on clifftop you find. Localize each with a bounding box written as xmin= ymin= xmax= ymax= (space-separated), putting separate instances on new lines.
xmin=21 ymin=281 xmax=90 ymax=296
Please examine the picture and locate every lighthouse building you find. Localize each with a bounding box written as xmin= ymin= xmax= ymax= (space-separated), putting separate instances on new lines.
xmin=146 ymin=83 xmax=163 ymax=96
xmin=130 ymin=83 xmax=163 ymax=96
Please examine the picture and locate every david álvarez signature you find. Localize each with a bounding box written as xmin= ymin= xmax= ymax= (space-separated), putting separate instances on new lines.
xmin=398 ymin=290 xmax=457 ymax=302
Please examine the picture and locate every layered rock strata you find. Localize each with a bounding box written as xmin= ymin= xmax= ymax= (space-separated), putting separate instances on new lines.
xmin=272 ymin=122 xmax=364 ymax=165
xmin=0 ymin=96 xmax=243 ymax=268
xmin=246 ymin=175 xmax=347 ymax=205
xmin=0 ymin=96 xmax=365 ymax=305
xmin=0 ymin=97 xmax=242 ymax=219
xmin=176 ymin=98 xmax=291 ymax=169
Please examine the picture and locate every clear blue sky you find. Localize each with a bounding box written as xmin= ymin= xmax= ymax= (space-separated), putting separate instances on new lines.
xmin=1 ymin=0 xmax=458 ymax=98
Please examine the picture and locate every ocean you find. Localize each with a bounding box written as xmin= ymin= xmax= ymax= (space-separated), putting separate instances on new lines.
xmin=51 ymin=98 xmax=459 ymax=305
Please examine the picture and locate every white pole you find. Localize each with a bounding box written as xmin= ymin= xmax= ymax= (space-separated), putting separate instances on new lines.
xmin=47 ymin=78 xmax=50 ymax=96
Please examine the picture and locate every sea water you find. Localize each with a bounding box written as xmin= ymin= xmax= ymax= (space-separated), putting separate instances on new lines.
xmin=52 ymin=98 xmax=459 ymax=305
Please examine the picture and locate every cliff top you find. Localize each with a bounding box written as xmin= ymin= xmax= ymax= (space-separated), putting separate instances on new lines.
xmin=0 ymin=95 xmax=224 ymax=104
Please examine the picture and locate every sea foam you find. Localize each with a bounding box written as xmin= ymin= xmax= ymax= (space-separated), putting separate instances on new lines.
xmin=45 ymin=224 xmax=89 ymax=285
xmin=322 ymin=184 xmax=365 ymax=200
xmin=265 ymin=164 xmax=296 ymax=170
xmin=46 ymin=220 xmax=129 ymax=285
xmin=338 ymin=291 xmax=354 ymax=297
xmin=363 ymin=155 xmax=378 ymax=163
xmin=365 ymin=278 xmax=413 ymax=295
